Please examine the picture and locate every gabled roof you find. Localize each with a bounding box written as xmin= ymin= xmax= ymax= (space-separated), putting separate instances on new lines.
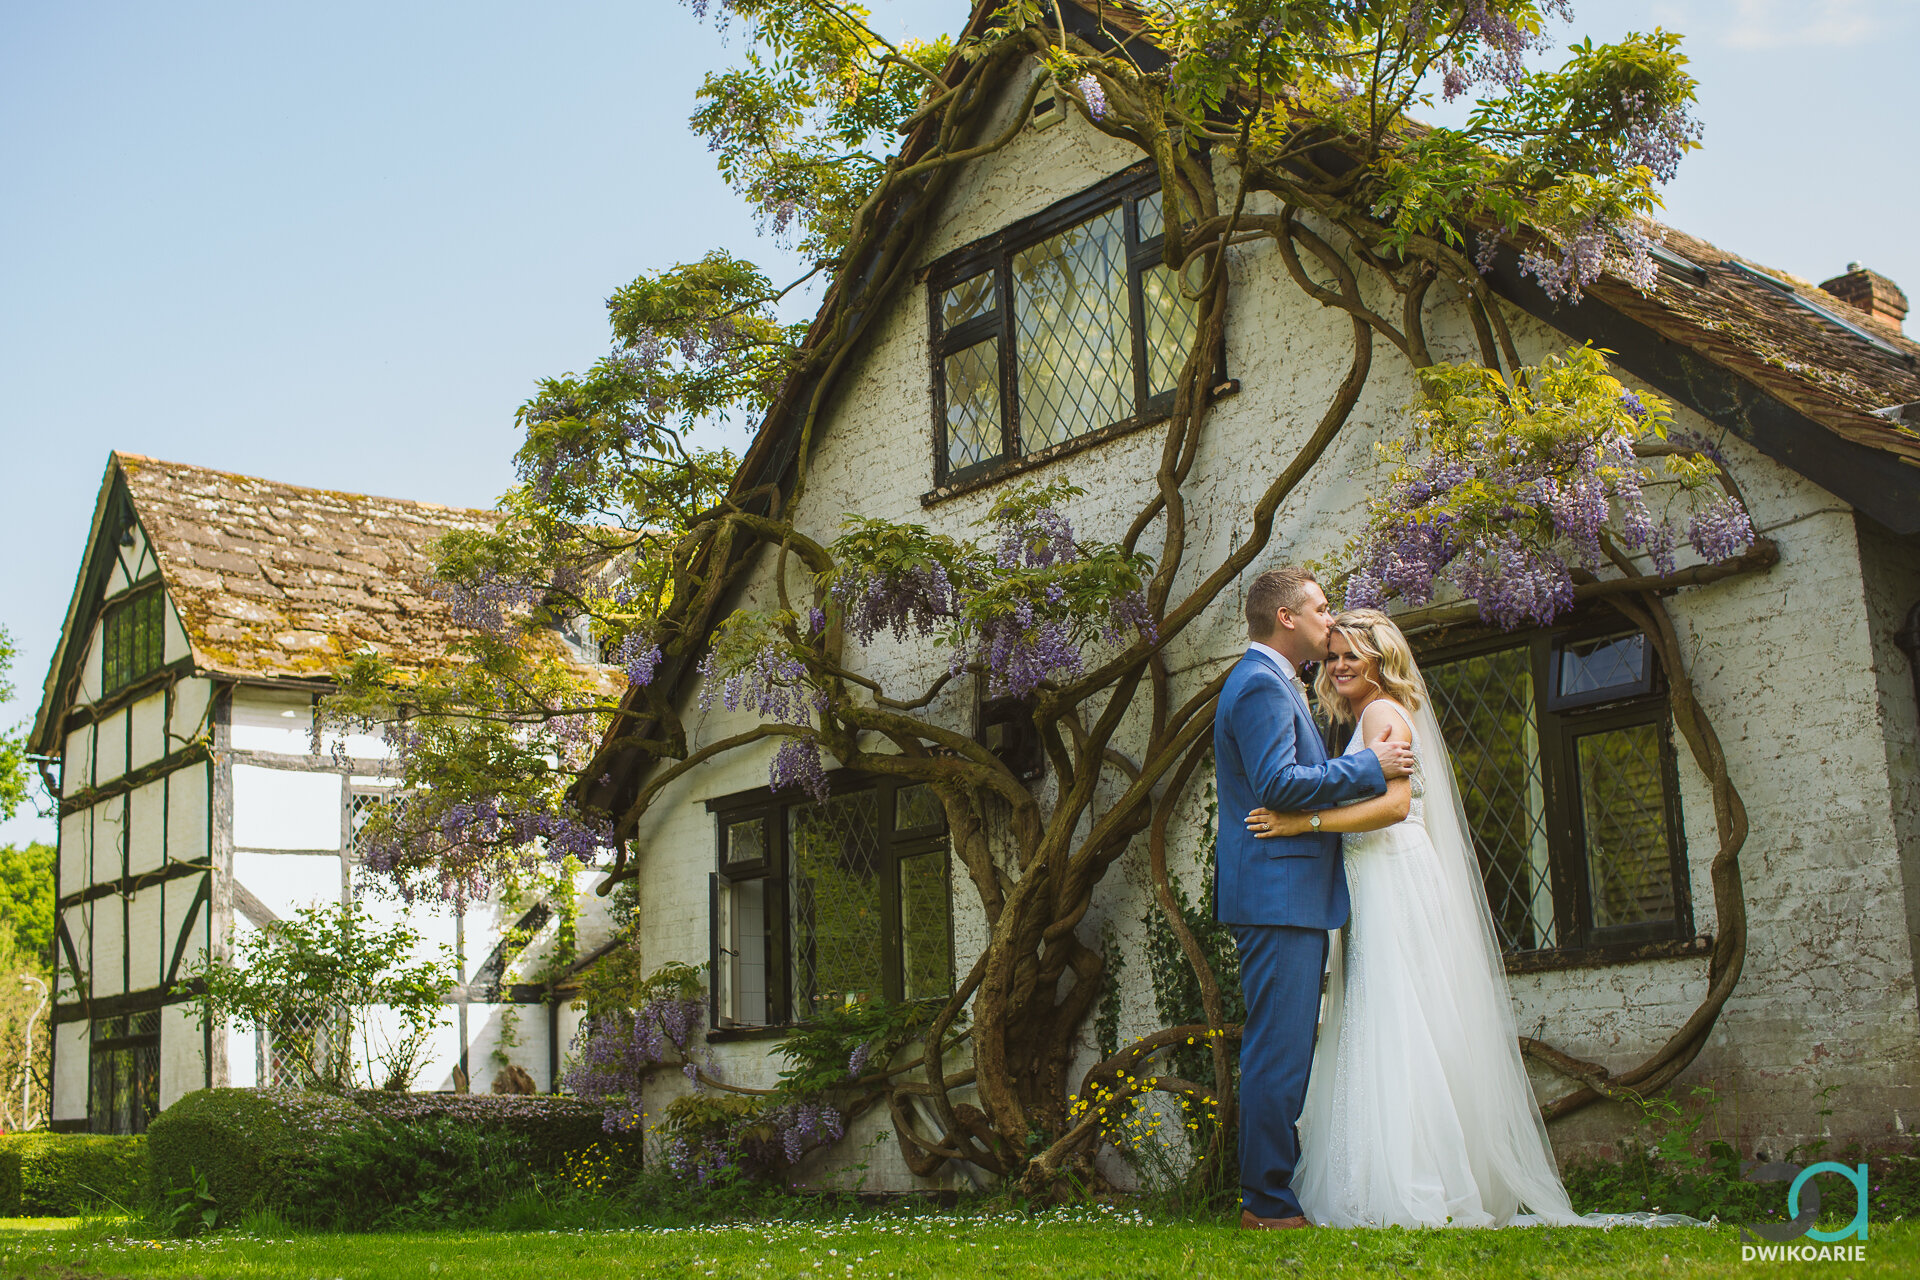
xmin=31 ymin=453 xmax=502 ymax=752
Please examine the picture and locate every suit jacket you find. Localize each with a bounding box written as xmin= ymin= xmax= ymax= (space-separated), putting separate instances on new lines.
xmin=1213 ymin=647 xmax=1387 ymax=929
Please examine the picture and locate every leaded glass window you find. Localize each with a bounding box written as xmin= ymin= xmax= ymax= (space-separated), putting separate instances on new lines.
xmin=101 ymin=588 xmax=165 ymax=693
xmin=1422 ymin=625 xmax=1688 ymax=960
xmin=709 ymin=777 xmax=952 ymax=1029
xmin=1426 ymin=647 xmax=1556 ymax=952
xmin=928 ymin=166 xmax=1210 ymax=485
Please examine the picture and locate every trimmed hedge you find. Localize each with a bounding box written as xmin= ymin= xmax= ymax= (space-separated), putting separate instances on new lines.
xmin=145 ymin=1089 xmax=377 ymax=1218
xmin=149 ymin=1089 xmax=637 ymax=1224
xmin=347 ymin=1090 xmax=616 ymax=1167
xmin=0 ymin=1133 xmax=147 ymax=1215
xmin=0 ymin=1143 xmax=19 ymax=1217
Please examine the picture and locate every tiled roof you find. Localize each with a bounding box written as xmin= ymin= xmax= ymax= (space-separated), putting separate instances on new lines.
xmin=118 ymin=453 xmax=504 ymax=681
xmin=1584 ymin=227 xmax=1920 ymax=468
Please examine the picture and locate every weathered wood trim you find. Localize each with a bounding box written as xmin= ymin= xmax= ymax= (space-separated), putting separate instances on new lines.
xmin=230 ymin=880 xmax=277 ymax=929
xmin=57 ymin=858 xmax=213 ymax=911
xmin=52 ymin=979 xmax=206 ymax=1026
xmin=164 ymin=873 xmax=211 ymax=987
xmin=461 ymin=904 xmax=553 ymax=1002
xmin=228 ymin=746 xmax=394 ymax=775
xmin=207 ymin=683 xmax=233 ymax=1088
xmin=232 ymin=847 xmax=346 ymax=858
xmin=59 ymin=742 xmax=212 ymax=816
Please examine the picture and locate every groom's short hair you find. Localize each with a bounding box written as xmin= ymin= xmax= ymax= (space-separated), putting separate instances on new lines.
xmin=1246 ymin=566 xmax=1317 ymax=639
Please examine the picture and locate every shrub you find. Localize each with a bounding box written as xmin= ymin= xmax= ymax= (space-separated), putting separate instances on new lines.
xmin=145 ymin=1089 xmax=376 ymax=1220
xmin=346 ymin=1090 xmax=623 ymax=1170
xmin=279 ymin=1092 xmax=640 ymax=1229
xmin=0 ymin=1142 xmax=19 ymax=1216
xmin=286 ymin=1114 xmax=543 ymax=1229
xmin=0 ymin=1133 xmax=147 ymax=1215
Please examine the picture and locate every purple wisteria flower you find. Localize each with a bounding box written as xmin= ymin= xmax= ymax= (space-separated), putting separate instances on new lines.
xmin=612 ymin=635 xmax=663 ymax=687
xmin=697 ymin=643 xmax=825 ymax=722
xmin=564 ymin=985 xmax=709 ymax=1134
xmin=1518 ymin=223 xmax=1607 ymax=303
xmin=1075 ymin=73 xmax=1109 ymax=121
xmin=770 ymin=736 xmax=829 ymax=802
xmin=832 ymin=564 xmax=958 ymax=645
xmin=1687 ymin=494 xmax=1755 ymax=562
xmin=434 ymin=571 xmax=542 ymax=637
xmin=1613 ymin=90 xmax=1704 ymax=184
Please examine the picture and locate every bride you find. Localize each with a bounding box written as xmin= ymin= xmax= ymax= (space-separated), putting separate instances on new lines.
xmin=1246 ymin=608 xmax=1583 ymax=1228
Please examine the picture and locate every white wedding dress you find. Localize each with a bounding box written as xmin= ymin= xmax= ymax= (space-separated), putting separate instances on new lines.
xmin=1294 ymin=697 xmax=1585 ymax=1228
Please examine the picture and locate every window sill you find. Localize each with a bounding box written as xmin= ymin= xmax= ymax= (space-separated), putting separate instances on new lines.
xmin=705 ymin=1023 xmax=792 ymax=1044
xmin=1504 ymin=933 xmax=1712 ymax=975
xmin=922 ymin=380 xmax=1240 ymax=507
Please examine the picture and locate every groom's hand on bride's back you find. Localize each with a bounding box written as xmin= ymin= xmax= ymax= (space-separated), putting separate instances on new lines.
xmin=1368 ymin=726 xmax=1416 ymax=779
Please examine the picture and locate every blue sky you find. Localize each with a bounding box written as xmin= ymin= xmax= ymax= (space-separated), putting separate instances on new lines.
xmin=3 ymin=0 xmax=1914 ymax=848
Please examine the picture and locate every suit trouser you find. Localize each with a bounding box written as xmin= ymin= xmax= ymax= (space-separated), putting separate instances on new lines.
xmin=1232 ymin=922 xmax=1330 ymax=1220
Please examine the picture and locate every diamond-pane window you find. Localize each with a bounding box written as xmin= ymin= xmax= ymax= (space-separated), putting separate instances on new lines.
xmin=1136 ymin=190 xmax=1165 ymax=241
xmin=899 ymin=849 xmax=953 ymax=1000
xmin=927 ymin=168 xmax=1219 ymax=483
xmin=1013 ymin=207 xmax=1135 ymax=450
xmin=1143 ymin=263 xmax=1201 ymax=398
xmin=102 ymin=588 xmax=165 ymax=693
xmin=347 ymin=790 xmax=390 ymax=862
xmin=1421 ymin=627 xmax=1688 ymax=960
xmin=943 ymin=272 xmax=996 ymax=327
xmin=944 ymin=340 xmax=1002 ymax=471
xmin=1549 ymin=631 xmax=1654 ymax=709
xmin=1426 ymin=647 xmax=1556 ymax=952
xmin=789 ymin=791 xmax=886 ymax=1018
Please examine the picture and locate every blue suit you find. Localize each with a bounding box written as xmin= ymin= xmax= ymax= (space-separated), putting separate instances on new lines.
xmin=1213 ymin=646 xmax=1385 ymax=1219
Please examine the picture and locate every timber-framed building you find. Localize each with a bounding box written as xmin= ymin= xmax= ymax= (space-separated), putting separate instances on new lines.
xmin=28 ymin=454 xmax=589 ymax=1132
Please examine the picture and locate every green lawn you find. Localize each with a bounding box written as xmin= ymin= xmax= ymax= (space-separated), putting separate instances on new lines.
xmin=1 ymin=1209 xmax=1910 ymax=1279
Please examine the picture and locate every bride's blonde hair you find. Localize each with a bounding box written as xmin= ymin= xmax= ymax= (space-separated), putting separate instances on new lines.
xmin=1315 ymin=608 xmax=1429 ymax=725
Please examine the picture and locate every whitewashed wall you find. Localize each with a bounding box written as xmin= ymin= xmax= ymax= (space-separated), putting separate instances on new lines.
xmin=621 ymin=60 xmax=1920 ymax=1184
xmin=225 ymin=686 xmax=567 ymax=1095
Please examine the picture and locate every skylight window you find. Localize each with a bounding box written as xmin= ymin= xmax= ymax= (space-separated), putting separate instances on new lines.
xmin=1724 ymin=260 xmax=1914 ymax=363
xmin=1646 ymin=241 xmax=1705 ymax=281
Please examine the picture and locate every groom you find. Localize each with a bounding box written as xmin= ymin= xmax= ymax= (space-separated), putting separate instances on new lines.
xmin=1216 ymin=566 xmax=1414 ymax=1229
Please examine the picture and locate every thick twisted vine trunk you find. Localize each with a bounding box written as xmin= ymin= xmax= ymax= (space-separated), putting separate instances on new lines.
xmin=1510 ymin=545 xmax=1755 ymax=1119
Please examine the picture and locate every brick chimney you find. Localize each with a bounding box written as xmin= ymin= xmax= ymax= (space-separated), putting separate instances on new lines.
xmin=1819 ymin=262 xmax=1909 ymax=330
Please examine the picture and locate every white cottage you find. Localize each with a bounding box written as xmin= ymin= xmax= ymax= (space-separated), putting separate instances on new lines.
xmin=28 ymin=454 xmax=595 ymax=1133
xmin=574 ymin=1 xmax=1920 ymax=1187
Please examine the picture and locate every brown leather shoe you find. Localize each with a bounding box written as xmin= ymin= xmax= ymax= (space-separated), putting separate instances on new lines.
xmin=1239 ymin=1208 xmax=1312 ymax=1230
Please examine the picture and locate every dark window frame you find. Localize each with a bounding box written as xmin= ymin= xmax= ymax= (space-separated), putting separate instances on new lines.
xmin=101 ymin=586 xmax=166 ymax=695
xmin=1418 ymin=619 xmax=1693 ymax=965
xmin=925 ymin=161 xmax=1224 ymax=491
xmin=706 ymin=772 xmax=953 ymax=1033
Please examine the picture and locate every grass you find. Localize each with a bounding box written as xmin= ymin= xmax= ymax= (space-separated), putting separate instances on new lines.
xmin=1 ymin=1207 xmax=1914 ymax=1279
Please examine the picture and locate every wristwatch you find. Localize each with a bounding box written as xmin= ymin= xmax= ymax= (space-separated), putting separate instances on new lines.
xmin=1308 ymin=812 xmax=1323 ymax=831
